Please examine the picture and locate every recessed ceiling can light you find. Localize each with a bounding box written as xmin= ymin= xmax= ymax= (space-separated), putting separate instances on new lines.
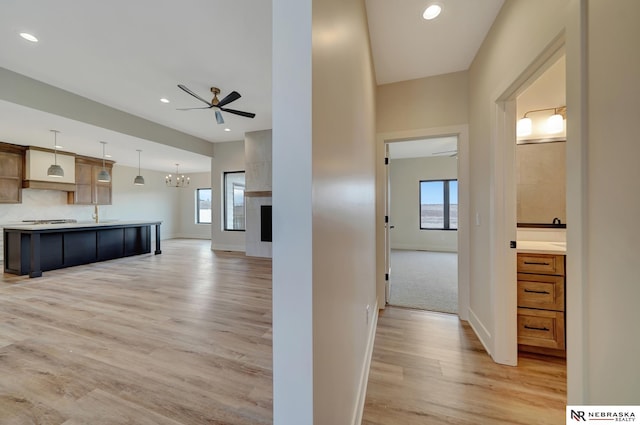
xmin=160 ymin=98 xmax=170 ymax=103
xmin=19 ymin=32 xmax=38 ymax=43
xmin=423 ymin=3 xmax=442 ymax=20
xmin=224 ymin=128 xmax=231 ymax=132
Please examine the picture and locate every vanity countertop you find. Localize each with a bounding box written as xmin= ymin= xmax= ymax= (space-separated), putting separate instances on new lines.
xmin=517 ymin=240 xmax=566 ymax=255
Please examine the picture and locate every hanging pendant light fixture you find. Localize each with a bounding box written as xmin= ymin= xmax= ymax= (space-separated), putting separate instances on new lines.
xmin=97 ymin=141 xmax=111 ymax=182
xmin=134 ymin=149 xmax=145 ymax=185
xmin=47 ymin=130 xmax=64 ymax=178
xmin=165 ymin=164 xmax=190 ymax=188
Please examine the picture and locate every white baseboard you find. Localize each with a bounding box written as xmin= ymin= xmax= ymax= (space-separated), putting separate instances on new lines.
xmin=391 ymin=244 xmax=458 ymax=253
xmin=211 ymin=243 xmax=246 ymax=252
xmin=173 ymin=233 xmax=211 ymax=240
xmin=352 ymin=300 xmax=379 ymax=425
xmin=468 ymin=307 xmax=492 ymax=357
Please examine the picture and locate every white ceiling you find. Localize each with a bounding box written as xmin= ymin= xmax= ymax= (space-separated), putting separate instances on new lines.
xmin=0 ymin=1 xmax=507 ymax=173
xmin=388 ymin=136 xmax=458 ymax=159
xmin=365 ymin=0 xmax=505 ymax=85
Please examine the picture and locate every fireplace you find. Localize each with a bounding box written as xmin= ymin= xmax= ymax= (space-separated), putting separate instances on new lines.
xmin=260 ymin=205 xmax=272 ymax=242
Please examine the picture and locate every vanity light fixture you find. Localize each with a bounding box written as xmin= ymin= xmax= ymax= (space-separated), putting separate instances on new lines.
xmin=47 ymin=130 xmax=64 ymax=178
xmin=423 ymin=3 xmax=443 ymax=20
xmin=134 ymin=149 xmax=145 ymax=185
xmin=517 ymin=106 xmax=566 ymax=137
xmin=97 ymin=141 xmax=111 ymax=183
xmin=165 ymin=164 xmax=190 ymax=188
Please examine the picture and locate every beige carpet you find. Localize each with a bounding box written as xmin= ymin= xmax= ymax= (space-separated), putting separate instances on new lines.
xmin=389 ymin=250 xmax=458 ymax=314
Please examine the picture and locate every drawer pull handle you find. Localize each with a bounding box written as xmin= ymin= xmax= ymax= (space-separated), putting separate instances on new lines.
xmin=523 ymin=261 xmax=551 ymax=266
xmin=524 ymin=325 xmax=549 ymax=331
xmin=524 ymin=289 xmax=550 ymax=294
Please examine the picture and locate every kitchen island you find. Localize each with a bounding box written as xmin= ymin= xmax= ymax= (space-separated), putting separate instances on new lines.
xmin=3 ymin=220 xmax=161 ymax=278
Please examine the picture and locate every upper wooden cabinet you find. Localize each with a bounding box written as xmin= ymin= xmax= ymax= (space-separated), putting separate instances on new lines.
xmin=67 ymin=156 xmax=114 ymax=205
xmin=0 ymin=143 xmax=26 ymax=204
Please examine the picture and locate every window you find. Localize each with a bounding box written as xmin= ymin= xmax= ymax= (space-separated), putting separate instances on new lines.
xmin=420 ymin=179 xmax=458 ymax=230
xmin=196 ymin=188 xmax=212 ymax=224
xmin=224 ymin=171 xmax=245 ymax=231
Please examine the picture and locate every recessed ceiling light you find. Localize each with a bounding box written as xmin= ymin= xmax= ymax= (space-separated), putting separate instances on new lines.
xmin=105 ymin=154 xmax=112 ymax=158
xmin=54 ymin=145 xmax=64 ymax=149
xmin=160 ymin=98 xmax=170 ymax=103
xmin=423 ymin=3 xmax=442 ymax=20
xmin=19 ymin=32 xmax=38 ymax=43
xmin=224 ymin=128 xmax=231 ymax=132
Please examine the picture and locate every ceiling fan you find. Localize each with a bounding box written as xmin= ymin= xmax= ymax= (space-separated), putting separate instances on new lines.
xmin=176 ymin=84 xmax=256 ymax=125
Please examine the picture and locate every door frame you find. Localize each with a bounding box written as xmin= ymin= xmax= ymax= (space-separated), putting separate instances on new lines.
xmin=375 ymin=124 xmax=469 ymax=320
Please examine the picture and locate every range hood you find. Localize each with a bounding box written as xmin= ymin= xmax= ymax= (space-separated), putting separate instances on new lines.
xmin=23 ymin=148 xmax=76 ymax=192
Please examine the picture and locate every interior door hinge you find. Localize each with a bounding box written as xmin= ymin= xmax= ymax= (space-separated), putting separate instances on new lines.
xmin=384 ymin=215 xmax=389 ymax=223
xmin=385 ymin=273 xmax=389 ymax=281
xmin=384 ymin=157 xmax=389 ymax=165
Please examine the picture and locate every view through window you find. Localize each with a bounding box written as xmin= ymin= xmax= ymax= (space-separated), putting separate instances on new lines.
xmin=196 ymin=188 xmax=212 ymax=224
xmin=420 ymin=179 xmax=458 ymax=230
xmin=224 ymin=171 xmax=245 ymax=231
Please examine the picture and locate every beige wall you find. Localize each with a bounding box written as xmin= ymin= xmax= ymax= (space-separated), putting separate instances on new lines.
xmin=389 ymin=156 xmax=458 ymax=252
xmin=272 ymin=0 xmax=377 ymax=423
xmin=210 ymin=140 xmax=245 ymax=251
xmin=377 ymin=71 xmax=469 ymax=133
xmin=584 ymin=0 xmax=640 ymax=403
xmin=175 ymin=171 xmax=212 ymax=239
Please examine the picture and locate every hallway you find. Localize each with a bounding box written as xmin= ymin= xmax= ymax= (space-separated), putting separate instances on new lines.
xmin=362 ymin=307 xmax=566 ymax=425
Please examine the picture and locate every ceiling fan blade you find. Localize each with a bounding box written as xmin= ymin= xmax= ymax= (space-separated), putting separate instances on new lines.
xmin=219 ymin=107 xmax=256 ymax=118
xmin=215 ymin=110 xmax=225 ymax=125
xmin=217 ymin=91 xmax=241 ymax=108
xmin=177 ymin=84 xmax=214 ymax=107
xmin=176 ymin=106 xmax=214 ymax=110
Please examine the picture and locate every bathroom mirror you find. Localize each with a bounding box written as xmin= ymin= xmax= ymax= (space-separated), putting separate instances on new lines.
xmin=516 ymin=140 xmax=566 ymax=227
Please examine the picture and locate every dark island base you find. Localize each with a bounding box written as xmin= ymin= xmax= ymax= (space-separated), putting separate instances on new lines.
xmin=3 ymin=222 xmax=161 ymax=278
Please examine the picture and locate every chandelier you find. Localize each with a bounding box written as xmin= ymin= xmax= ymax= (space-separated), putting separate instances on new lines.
xmin=165 ymin=164 xmax=190 ymax=187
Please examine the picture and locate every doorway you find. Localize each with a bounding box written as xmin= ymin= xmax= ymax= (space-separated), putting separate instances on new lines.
xmin=375 ymin=124 xmax=469 ymax=321
xmin=386 ymin=136 xmax=459 ymax=314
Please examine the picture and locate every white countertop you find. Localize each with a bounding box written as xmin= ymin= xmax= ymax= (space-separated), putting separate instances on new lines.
xmin=3 ymin=220 xmax=162 ymax=231
xmin=517 ymin=240 xmax=566 ymax=255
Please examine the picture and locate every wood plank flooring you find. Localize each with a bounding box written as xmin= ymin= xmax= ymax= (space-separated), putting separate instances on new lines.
xmin=1 ymin=239 xmax=566 ymax=424
xmin=362 ymin=307 xmax=567 ymax=425
xmin=0 ymin=239 xmax=273 ymax=425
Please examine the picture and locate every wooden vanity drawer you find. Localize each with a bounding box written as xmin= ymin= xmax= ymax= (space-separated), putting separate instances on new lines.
xmin=517 ymin=309 xmax=565 ymax=350
xmin=517 ymin=273 xmax=564 ymax=311
xmin=517 ymin=254 xmax=565 ymax=275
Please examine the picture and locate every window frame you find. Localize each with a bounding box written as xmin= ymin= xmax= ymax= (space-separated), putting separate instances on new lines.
xmin=419 ymin=179 xmax=458 ymax=231
xmin=196 ymin=188 xmax=212 ymax=224
xmin=223 ymin=170 xmax=246 ymax=232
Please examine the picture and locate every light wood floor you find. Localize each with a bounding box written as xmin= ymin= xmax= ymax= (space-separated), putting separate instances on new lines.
xmin=1 ymin=239 xmax=566 ymax=424
xmin=0 ymin=239 xmax=273 ymax=425
xmin=362 ymin=307 xmax=566 ymax=425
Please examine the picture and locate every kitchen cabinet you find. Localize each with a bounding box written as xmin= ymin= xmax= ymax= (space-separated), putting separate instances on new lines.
xmin=517 ymin=253 xmax=566 ymax=356
xmin=67 ymin=156 xmax=114 ymax=205
xmin=0 ymin=143 xmax=26 ymax=203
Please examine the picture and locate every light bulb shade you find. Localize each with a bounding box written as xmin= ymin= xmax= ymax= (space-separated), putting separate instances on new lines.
xmin=546 ymin=114 xmax=564 ymax=134
xmin=97 ymin=169 xmax=111 ymax=182
xmin=134 ymin=175 xmax=145 ymax=185
xmin=516 ymin=117 xmax=532 ymax=137
xmin=47 ymin=164 xmax=64 ymax=177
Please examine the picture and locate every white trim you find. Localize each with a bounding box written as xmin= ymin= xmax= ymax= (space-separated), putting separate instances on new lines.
xmin=390 ymin=244 xmax=458 ymax=253
xmin=468 ymin=307 xmax=492 ymax=356
xmin=351 ymin=301 xmax=379 ymax=425
xmin=210 ymin=243 xmax=246 ymax=252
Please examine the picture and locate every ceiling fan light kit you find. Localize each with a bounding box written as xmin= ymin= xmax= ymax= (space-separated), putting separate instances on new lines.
xmin=176 ymin=84 xmax=256 ymax=125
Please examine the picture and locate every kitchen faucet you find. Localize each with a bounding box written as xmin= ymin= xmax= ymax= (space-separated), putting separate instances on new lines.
xmin=92 ymin=205 xmax=99 ymax=223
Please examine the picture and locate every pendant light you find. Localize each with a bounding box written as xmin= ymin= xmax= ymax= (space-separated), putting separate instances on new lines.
xmin=134 ymin=149 xmax=145 ymax=185
xmin=47 ymin=130 xmax=64 ymax=178
xmin=97 ymin=141 xmax=111 ymax=182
